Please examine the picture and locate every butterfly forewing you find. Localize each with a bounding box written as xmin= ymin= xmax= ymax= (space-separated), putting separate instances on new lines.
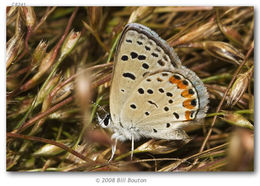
xmin=110 ymin=24 xmax=182 ymax=125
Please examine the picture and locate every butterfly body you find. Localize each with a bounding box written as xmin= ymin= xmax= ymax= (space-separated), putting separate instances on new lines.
xmin=101 ymin=23 xmax=209 ymax=159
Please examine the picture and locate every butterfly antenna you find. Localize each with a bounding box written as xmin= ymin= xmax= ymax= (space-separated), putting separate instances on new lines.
xmin=91 ymin=100 xmax=109 ymax=114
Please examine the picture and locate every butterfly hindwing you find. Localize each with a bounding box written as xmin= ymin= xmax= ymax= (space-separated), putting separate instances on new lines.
xmin=120 ymin=70 xmax=205 ymax=140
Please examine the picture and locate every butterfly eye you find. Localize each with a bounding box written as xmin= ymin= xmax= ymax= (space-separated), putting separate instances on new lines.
xmin=97 ymin=113 xmax=111 ymax=128
xmin=103 ymin=114 xmax=111 ymax=127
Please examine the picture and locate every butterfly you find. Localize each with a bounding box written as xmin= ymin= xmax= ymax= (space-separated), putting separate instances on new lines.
xmin=98 ymin=23 xmax=209 ymax=160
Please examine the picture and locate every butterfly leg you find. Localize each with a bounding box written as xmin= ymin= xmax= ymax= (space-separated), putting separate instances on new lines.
xmin=109 ymin=138 xmax=118 ymax=162
xmin=130 ymin=134 xmax=135 ymax=160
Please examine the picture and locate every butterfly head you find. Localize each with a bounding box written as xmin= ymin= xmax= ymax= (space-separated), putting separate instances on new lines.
xmin=97 ymin=113 xmax=111 ymax=128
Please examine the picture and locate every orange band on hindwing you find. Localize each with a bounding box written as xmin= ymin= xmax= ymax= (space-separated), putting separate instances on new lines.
xmin=169 ymin=76 xmax=181 ymax=84
xmin=183 ymin=99 xmax=197 ymax=109
xmin=181 ymin=89 xmax=192 ymax=98
xmin=169 ymin=75 xmax=188 ymax=89
xmin=177 ymin=80 xmax=188 ymax=89
xmin=185 ymin=111 xmax=191 ymax=120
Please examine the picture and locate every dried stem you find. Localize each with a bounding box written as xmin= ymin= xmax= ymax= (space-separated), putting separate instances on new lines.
xmin=7 ymin=132 xmax=92 ymax=162
xmin=192 ymin=42 xmax=254 ymax=169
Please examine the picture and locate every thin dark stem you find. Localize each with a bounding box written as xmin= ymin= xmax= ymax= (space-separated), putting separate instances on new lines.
xmin=33 ymin=7 xmax=56 ymax=32
xmin=12 ymin=96 xmax=74 ymax=134
xmin=7 ymin=132 xmax=92 ymax=163
xmin=51 ymin=7 xmax=78 ymax=64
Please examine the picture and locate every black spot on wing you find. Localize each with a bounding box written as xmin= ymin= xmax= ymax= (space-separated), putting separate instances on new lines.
xmin=166 ymin=92 xmax=173 ymax=97
xmin=157 ymin=77 xmax=163 ymax=82
xmin=139 ymin=35 xmax=146 ymax=40
xmin=163 ymin=55 xmax=169 ymax=62
xmin=147 ymin=89 xmax=153 ymax=94
xmin=189 ymin=89 xmax=195 ymax=95
xmin=152 ymin=52 xmax=159 ymax=57
xmin=190 ymin=111 xmax=195 ymax=118
xmin=182 ymin=80 xmax=189 ymax=85
xmin=130 ymin=52 xmax=138 ymax=59
xmin=158 ymin=88 xmax=164 ymax=93
xmin=162 ymin=73 xmax=169 ymax=76
xmin=191 ymin=99 xmax=197 ymax=106
xmin=174 ymin=74 xmax=181 ymax=80
xmin=123 ymin=72 xmax=136 ymax=80
xmin=121 ymin=55 xmax=128 ymax=61
xmin=145 ymin=46 xmax=151 ymax=51
xmin=145 ymin=111 xmax=150 ymax=116
xmin=138 ymin=88 xmax=144 ymax=94
xmin=130 ymin=104 xmax=137 ymax=109
xmin=142 ymin=63 xmax=149 ymax=69
xmin=155 ymin=47 xmax=161 ymax=53
xmin=157 ymin=59 xmax=165 ymax=66
xmin=137 ymin=41 xmax=143 ymax=45
xmin=138 ymin=55 xmax=146 ymax=60
xmin=173 ymin=112 xmax=179 ymax=119
xmin=142 ymin=72 xmax=149 ymax=77
xmin=148 ymin=100 xmax=158 ymax=108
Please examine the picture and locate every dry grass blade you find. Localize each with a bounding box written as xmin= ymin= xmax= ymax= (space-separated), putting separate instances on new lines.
xmin=6 ymin=6 xmax=254 ymax=172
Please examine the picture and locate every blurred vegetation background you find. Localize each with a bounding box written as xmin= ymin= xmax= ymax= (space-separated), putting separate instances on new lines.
xmin=6 ymin=6 xmax=254 ymax=171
